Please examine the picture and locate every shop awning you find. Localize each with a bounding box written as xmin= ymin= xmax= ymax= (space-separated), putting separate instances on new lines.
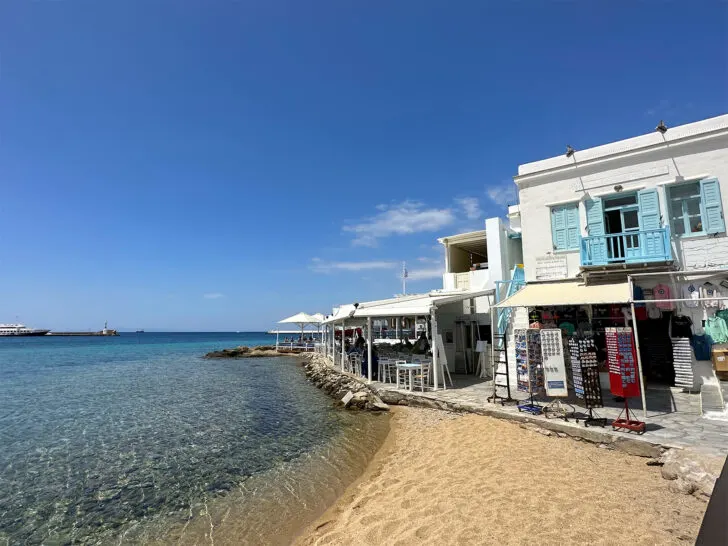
xmin=493 ymin=281 xmax=631 ymax=308
xmin=353 ymin=289 xmax=493 ymax=318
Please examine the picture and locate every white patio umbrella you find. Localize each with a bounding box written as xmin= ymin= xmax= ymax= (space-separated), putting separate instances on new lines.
xmin=278 ymin=312 xmax=322 ymax=343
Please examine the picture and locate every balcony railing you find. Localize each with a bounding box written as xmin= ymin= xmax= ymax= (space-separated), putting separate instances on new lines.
xmin=580 ymin=226 xmax=672 ymax=267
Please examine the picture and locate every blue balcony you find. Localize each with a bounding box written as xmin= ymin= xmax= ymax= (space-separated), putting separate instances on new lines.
xmin=580 ymin=226 xmax=672 ymax=267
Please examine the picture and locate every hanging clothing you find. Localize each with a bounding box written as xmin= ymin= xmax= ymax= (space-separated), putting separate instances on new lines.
xmin=671 ymin=314 xmax=694 ymax=339
xmin=633 ymin=285 xmax=645 ymax=308
xmin=558 ymin=322 xmax=575 ymax=336
xmin=705 ymin=315 xmax=728 ymax=344
xmin=682 ymin=283 xmax=701 ymax=308
xmin=653 ymin=284 xmax=673 ymax=310
xmin=691 ymin=335 xmax=712 ymax=361
xmin=647 ymin=306 xmax=662 ymax=320
xmin=701 ymin=282 xmax=721 ymax=308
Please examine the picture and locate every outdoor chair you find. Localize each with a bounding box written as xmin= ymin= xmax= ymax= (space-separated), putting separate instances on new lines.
xmin=412 ymin=363 xmax=431 ymax=392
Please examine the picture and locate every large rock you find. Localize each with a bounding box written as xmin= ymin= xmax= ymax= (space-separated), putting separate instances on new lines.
xmin=659 ymin=449 xmax=725 ymax=499
xmin=204 ymin=346 xmax=297 ymax=358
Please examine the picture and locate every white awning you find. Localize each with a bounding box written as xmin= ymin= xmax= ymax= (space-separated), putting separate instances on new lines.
xmin=322 ymin=304 xmax=357 ymax=324
xmin=493 ymin=281 xmax=631 ymax=308
xmin=353 ymin=289 xmax=494 ymax=318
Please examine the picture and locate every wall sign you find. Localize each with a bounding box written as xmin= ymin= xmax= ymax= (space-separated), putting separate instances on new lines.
xmin=535 ymin=255 xmax=569 ymax=280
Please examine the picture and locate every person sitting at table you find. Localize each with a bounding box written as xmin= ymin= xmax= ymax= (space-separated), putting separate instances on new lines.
xmin=354 ymin=334 xmax=366 ymax=351
xmin=412 ymin=332 xmax=430 ymax=354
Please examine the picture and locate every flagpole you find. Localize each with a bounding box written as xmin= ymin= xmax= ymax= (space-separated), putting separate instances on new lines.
xmin=402 ymin=261 xmax=407 ymax=295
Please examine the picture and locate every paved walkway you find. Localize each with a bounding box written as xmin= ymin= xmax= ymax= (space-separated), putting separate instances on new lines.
xmin=371 ymin=375 xmax=728 ymax=457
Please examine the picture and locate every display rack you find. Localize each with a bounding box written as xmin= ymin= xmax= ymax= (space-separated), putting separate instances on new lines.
xmin=606 ymin=327 xmax=645 ymax=433
xmin=515 ymin=329 xmax=544 ymax=415
xmin=568 ymin=335 xmax=606 ymax=427
xmin=541 ymin=329 xmax=575 ymax=420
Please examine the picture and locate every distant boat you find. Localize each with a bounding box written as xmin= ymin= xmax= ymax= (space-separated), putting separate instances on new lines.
xmin=0 ymin=323 xmax=50 ymax=336
xmin=136 ymin=330 xmax=145 ymax=333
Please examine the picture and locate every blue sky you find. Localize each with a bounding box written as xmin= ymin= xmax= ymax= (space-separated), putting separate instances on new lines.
xmin=1 ymin=1 xmax=727 ymax=331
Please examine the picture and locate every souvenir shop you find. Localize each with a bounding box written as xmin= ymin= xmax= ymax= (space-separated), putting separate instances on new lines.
xmin=492 ymin=273 xmax=728 ymax=432
xmin=629 ymin=270 xmax=728 ymax=387
xmin=493 ymin=281 xmax=647 ymax=431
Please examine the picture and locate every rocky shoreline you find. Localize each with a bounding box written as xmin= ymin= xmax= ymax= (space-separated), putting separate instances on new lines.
xmin=301 ymin=354 xmax=389 ymax=412
xmin=204 ymin=345 xmax=301 ymax=358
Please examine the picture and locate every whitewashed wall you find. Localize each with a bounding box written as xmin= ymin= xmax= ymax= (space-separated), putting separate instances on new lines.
xmin=517 ymin=118 xmax=728 ymax=281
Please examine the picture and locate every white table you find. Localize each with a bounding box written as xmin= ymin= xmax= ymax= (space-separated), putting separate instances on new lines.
xmin=396 ymin=362 xmax=422 ymax=391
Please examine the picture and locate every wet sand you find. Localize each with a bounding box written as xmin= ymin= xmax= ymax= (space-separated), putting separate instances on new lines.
xmin=297 ymin=407 xmax=708 ymax=545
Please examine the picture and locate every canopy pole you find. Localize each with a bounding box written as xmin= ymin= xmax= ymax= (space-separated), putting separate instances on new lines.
xmin=431 ymin=307 xmax=439 ymax=390
xmin=341 ymin=320 xmax=346 ymax=372
xmin=331 ymin=325 xmax=335 ymax=364
xmin=367 ymin=317 xmax=373 ymax=382
xmin=628 ymin=275 xmax=648 ymax=421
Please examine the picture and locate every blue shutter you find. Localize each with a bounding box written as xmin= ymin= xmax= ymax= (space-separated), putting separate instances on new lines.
xmin=584 ymin=198 xmax=606 ymax=264
xmin=638 ymin=189 xmax=661 ymax=230
xmin=551 ymin=207 xmax=567 ymax=250
xmin=701 ymin=178 xmax=725 ymax=235
xmin=566 ymin=204 xmax=580 ymax=249
xmin=585 ymin=198 xmax=605 ymax=235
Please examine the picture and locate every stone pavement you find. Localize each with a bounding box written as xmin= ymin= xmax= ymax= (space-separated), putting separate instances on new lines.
xmin=371 ymin=375 xmax=728 ymax=457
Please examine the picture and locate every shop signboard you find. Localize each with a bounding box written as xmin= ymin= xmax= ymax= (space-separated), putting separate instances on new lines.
xmin=535 ymin=255 xmax=568 ymax=281
xmin=605 ymin=327 xmax=641 ymax=398
xmin=540 ymin=329 xmax=568 ymax=397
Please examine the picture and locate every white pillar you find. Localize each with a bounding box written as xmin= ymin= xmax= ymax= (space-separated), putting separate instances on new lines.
xmin=276 ymin=330 xmax=279 ymax=351
xmin=431 ymin=308 xmax=439 ymax=390
xmin=367 ymin=317 xmax=373 ymax=382
xmin=631 ymin=302 xmax=648 ymax=421
xmin=396 ymin=317 xmax=400 ymax=340
xmin=331 ymin=325 xmax=335 ymax=364
xmin=341 ymin=320 xmax=346 ymax=371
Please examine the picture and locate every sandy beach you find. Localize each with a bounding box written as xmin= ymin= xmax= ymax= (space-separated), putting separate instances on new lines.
xmin=297 ymin=407 xmax=708 ymax=545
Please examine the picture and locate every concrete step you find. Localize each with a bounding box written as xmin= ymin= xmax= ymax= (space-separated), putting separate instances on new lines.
xmin=700 ymin=384 xmax=725 ymax=415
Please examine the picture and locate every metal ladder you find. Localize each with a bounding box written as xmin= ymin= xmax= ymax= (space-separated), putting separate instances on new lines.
xmin=488 ymin=332 xmax=514 ymax=404
xmin=487 ymin=264 xmax=524 ymax=405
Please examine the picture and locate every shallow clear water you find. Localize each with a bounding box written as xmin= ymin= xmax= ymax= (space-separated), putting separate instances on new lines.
xmin=0 ymin=333 xmax=387 ymax=545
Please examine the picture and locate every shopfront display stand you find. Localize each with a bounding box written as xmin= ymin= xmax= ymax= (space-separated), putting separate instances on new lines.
xmin=577 ymin=408 xmax=607 ymax=428
xmin=612 ymin=399 xmax=645 ymax=434
xmin=543 ymin=399 xmax=576 ymax=421
xmin=517 ymin=392 xmax=543 ymax=415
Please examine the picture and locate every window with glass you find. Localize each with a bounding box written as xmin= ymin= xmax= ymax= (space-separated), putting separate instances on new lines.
xmin=668 ymin=182 xmax=704 ymax=236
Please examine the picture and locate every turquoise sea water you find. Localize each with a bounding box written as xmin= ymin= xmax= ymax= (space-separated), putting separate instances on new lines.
xmin=0 ymin=333 xmax=387 ymax=545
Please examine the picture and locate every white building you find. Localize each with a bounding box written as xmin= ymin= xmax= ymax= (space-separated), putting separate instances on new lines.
xmin=321 ymin=215 xmax=524 ymax=388
xmin=498 ymin=114 xmax=728 ymax=410
xmin=516 ymin=114 xmax=728 ymax=281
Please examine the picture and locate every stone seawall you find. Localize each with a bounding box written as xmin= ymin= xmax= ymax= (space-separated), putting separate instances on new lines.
xmin=301 ymin=354 xmax=389 ymax=412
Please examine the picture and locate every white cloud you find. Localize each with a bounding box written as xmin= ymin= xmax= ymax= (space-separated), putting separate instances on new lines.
xmin=203 ymin=293 xmax=224 ymax=299
xmin=406 ymin=267 xmax=445 ymax=280
xmin=645 ymin=99 xmax=670 ymax=117
xmin=486 ymin=181 xmax=515 ymax=207
xmin=454 ymin=197 xmax=482 ymax=220
xmin=310 ymin=259 xmax=397 ymax=274
xmin=343 ymin=200 xmax=456 ymax=247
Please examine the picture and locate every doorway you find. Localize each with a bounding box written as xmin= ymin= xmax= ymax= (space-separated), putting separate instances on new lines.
xmin=603 ymin=194 xmax=640 ymax=262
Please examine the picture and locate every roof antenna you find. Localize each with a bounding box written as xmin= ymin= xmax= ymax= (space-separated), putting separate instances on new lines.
xmin=656 ymin=120 xmax=668 ymax=134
